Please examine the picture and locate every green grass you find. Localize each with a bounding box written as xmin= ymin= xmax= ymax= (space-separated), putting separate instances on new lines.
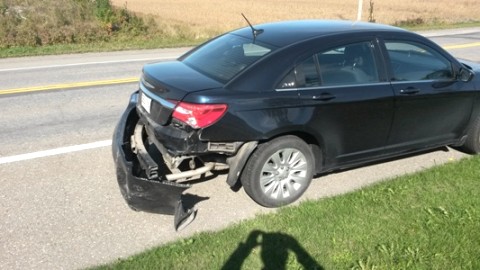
xmin=93 ymin=155 xmax=480 ymax=270
xmin=0 ymin=36 xmax=202 ymax=58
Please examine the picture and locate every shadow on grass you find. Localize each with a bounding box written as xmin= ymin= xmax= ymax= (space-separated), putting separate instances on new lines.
xmin=222 ymin=230 xmax=323 ymax=270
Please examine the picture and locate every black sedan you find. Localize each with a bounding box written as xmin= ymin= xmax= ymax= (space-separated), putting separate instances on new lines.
xmin=112 ymin=20 xmax=479 ymax=230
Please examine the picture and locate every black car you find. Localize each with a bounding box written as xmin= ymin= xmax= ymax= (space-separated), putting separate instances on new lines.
xmin=112 ymin=20 xmax=479 ymax=230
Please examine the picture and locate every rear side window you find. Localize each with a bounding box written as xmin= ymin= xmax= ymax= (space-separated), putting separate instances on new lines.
xmin=278 ymin=41 xmax=380 ymax=89
xmin=385 ymin=41 xmax=453 ymax=81
xmin=182 ymin=34 xmax=275 ymax=83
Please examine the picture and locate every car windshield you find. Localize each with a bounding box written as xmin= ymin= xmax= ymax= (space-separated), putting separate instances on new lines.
xmin=181 ymin=34 xmax=276 ymax=83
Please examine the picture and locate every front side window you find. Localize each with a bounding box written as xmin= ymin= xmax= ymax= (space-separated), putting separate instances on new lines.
xmin=182 ymin=34 xmax=276 ymax=83
xmin=277 ymin=41 xmax=380 ymax=89
xmin=385 ymin=41 xmax=453 ymax=81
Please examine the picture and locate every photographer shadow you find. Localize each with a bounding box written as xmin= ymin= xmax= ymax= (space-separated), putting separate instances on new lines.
xmin=222 ymin=230 xmax=324 ymax=270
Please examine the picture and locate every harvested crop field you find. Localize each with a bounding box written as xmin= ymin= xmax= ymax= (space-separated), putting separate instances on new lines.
xmin=111 ymin=0 xmax=479 ymax=38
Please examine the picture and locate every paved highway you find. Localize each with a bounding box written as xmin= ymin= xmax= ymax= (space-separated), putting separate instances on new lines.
xmin=1 ymin=28 xmax=479 ymax=269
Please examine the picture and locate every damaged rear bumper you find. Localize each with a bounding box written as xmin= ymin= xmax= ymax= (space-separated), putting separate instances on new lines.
xmin=112 ymin=92 xmax=196 ymax=230
xmin=112 ymin=92 xmax=259 ymax=230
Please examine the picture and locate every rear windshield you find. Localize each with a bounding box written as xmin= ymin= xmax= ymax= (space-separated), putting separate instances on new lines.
xmin=181 ymin=34 xmax=276 ymax=83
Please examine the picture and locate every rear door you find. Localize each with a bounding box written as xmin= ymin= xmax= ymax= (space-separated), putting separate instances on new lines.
xmin=381 ymin=39 xmax=475 ymax=152
xmin=281 ymin=38 xmax=395 ymax=166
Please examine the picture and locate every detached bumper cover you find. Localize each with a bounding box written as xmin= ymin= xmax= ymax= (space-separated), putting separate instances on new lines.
xmin=112 ymin=92 xmax=195 ymax=230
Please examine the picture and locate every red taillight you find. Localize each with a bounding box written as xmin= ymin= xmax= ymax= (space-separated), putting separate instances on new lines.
xmin=172 ymin=102 xmax=228 ymax=129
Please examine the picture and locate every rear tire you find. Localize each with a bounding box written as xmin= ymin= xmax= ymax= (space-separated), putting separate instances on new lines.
xmin=460 ymin=115 xmax=480 ymax=154
xmin=241 ymin=136 xmax=314 ymax=207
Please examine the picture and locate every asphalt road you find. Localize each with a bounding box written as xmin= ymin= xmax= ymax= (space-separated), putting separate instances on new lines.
xmin=1 ymin=28 xmax=479 ymax=269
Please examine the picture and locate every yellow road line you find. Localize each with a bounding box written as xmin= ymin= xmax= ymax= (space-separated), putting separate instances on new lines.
xmin=443 ymin=42 xmax=480 ymax=50
xmin=0 ymin=77 xmax=138 ymax=95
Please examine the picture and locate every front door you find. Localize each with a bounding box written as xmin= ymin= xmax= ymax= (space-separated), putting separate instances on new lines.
xmin=383 ymin=40 xmax=474 ymax=151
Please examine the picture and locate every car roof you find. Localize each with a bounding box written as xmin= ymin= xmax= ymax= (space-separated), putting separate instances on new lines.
xmin=231 ymin=20 xmax=408 ymax=47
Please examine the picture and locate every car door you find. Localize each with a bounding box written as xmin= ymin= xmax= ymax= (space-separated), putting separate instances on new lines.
xmin=382 ymin=39 xmax=475 ymax=151
xmin=281 ymin=39 xmax=395 ymax=167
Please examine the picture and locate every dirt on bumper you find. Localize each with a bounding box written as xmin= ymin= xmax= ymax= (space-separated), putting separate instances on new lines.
xmin=112 ymin=93 xmax=195 ymax=231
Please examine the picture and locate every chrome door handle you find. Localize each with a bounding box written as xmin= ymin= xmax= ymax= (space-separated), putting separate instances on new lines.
xmin=312 ymin=93 xmax=336 ymax=101
xmin=399 ymin=87 xmax=420 ymax=95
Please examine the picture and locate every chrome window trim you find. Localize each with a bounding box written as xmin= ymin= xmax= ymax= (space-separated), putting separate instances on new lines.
xmin=390 ymin=79 xmax=454 ymax=85
xmin=275 ymin=82 xmax=391 ymax=92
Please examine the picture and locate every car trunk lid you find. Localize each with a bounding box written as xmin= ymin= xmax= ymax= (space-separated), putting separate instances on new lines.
xmin=140 ymin=61 xmax=223 ymax=125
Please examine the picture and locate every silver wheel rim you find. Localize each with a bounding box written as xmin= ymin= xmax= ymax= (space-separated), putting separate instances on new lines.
xmin=259 ymin=148 xmax=309 ymax=200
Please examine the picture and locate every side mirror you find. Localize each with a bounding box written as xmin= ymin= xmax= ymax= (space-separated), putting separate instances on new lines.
xmin=458 ymin=68 xmax=474 ymax=82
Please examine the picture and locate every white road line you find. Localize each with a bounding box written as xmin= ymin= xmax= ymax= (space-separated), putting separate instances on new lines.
xmin=0 ymin=140 xmax=112 ymax=165
xmin=0 ymin=56 xmax=176 ymax=72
